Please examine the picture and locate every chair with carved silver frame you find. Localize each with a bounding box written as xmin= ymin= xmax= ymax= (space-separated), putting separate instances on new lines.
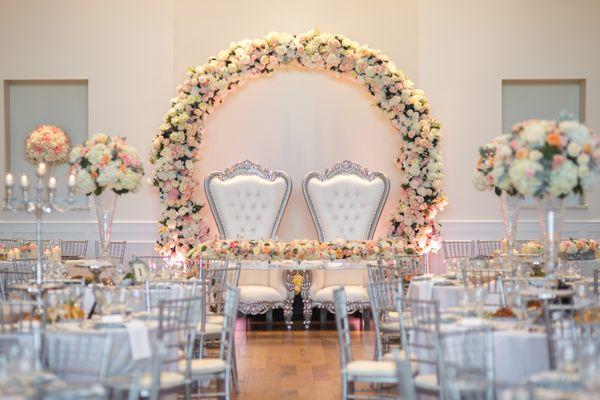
xmin=204 ymin=160 xmax=294 ymax=326
xmin=302 ymin=160 xmax=390 ymax=327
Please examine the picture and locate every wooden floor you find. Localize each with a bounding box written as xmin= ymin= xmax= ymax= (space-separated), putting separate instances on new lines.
xmin=233 ymin=318 xmax=375 ymax=400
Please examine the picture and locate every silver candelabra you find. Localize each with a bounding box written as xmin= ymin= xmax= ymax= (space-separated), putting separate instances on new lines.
xmin=3 ymin=162 xmax=78 ymax=305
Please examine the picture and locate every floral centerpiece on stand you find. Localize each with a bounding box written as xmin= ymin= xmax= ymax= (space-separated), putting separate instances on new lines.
xmin=24 ymin=125 xmax=71 ymax=167
xmin=69 ymin=134 xmax=144 ymax=263
xmin=492 ymin=115 xmax=600 ymax=274
xmin=473 ymin=134 xmax=521 ymax=256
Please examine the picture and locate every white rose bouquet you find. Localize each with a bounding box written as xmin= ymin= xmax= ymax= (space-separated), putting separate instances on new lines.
xmin=24 ymin=125 xmax=71 ymax=165
xmin=69 ymin=133 xmax=145 ymax=196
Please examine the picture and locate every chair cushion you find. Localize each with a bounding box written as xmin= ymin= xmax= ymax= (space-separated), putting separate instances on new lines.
xmin=178 ymin=358 xmax=226 ymax=375
xmin=240 ymin=285 xmax=285 ymax=302
xmin=346 ymin=360 xmax=396 ymax=378
xmin=135 ymin=372 xmax=185 ymax=390
xmin=196 ymin=322 xmax=222 ymax=335
xmin=382 ymin=352 xmax=418 ymax=375
xmin=207 ymin=314 xmax=224 ymax=325
xmin=314 ymin=285 xmax=369 ymax=303
xmin=379 ymin=321 xmax=401 ymax=333
xmin=414 ymin=374 xmax=440 ymax=392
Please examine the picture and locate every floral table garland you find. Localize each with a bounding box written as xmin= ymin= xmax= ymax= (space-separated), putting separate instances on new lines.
xmin=151 ymin=30 xmax=447 ymax=255
xmin=188 ymin=238 xmax=416 ymax=263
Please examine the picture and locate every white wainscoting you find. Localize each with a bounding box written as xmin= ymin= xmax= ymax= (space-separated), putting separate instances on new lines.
xmin=1 ymin=219 xmax=599 ymax=273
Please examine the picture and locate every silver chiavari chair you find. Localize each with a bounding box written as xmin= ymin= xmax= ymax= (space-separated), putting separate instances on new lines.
xmin=594 ymin=266 xmax=599 ymax=296
xmin=143 ymin=279 xmax=200 ymax=312
xmin=404 ymin=298 xmax=445 ymax=397
xmin=392 ymin=352 xmax=418 ymax=400
xmin=543 ymin=302 xmax=600 ymax=371
xmin=439 ymin=327 xmax=495 ymax=400
xmin=122 ymin=295 xmax=203 ymax=400
xmin=186 ymin=286 xmax=240 ymax=400
xmin=396 ymin=254 xmax=426 ymax=294
xmin=60 ymin=240 xmax=88 ymax=259
xmin=333 ymin=287 xmax=397 ymax=400
xmin=476 ymin=240 xmax=502 ymax=258
xmin=94 ymin=240 xmax=127 ymax=264
xmin=442 ymin=240 xmax=475 ymax=260
xmin=0 ymin=259 xmax=37 ymax=301
xmin=460 ymin=259 xmax=508 ymax=307
xmin=199 ymin=259 xmax=241 ymax=393
xmin=367 ymin=276 xmax=402 ymax=362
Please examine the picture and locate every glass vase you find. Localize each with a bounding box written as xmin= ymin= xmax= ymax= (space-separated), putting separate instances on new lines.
xmin=94 ymin=190 xmax=117 ymax=263
xmin=499 ymin=192 xmax=520 ymax=257
xmin=536 ymin=195 xmax=567 ymax=280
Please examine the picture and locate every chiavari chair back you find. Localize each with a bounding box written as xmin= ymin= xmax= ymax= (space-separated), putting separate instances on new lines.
xmin=202 ymin=258 xmax=240 ymax=315
xmin=442 ymin=240 xmax=475 ymax=260
xmin=459 ymin=259 xmax=507 ymax=306
xmin=184 ymin=286 xmax=240 ymax=400
xmin=544 ymin=302 xmax=600 ymax=370
xmin=405 ymin=298 xmax=445 ymax=395
xmin=44 ymin=331 xmax=114 ymax=382
xmin=367 ymin=278 xmax=400 ymax=360
xmin=440 ymin=327 xmax=495 ymax=400
xmin=60 ymin=240 xmax=88 ymax=259
xmin=393 ymin=352 xmax=418 ymax=400
xmin=94 ymin=240 xmax=126 ymax=264
xmin=476 ymin=240 xmax=502 ymax=258
xmin=144 ymin=279 xmax=200 ymax=312
xmin=0 ymin=259 xmax=37 ymax=301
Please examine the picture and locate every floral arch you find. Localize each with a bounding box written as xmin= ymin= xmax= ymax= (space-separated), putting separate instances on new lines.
xmin=150 ymin=30 xmax=447 ymax=255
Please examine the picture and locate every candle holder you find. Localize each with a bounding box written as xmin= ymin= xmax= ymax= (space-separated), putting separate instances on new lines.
xmin=3 ymin=163 xmax=78 ymax=305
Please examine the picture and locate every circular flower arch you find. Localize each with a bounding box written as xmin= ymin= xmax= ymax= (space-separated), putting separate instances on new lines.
xmin=150 ymin=30 xmax=447 ymax=255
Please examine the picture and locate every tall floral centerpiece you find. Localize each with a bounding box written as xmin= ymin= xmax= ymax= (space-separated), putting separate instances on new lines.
xmin=24 ymin=125 xmax=71 ymax=174
xmin=69 ymin=134 xmax=144 ymax=262
xmin=473 ymin=134 xmax=522 ymax=257
xmin=505 ymin=116 xmax=600 ymax=275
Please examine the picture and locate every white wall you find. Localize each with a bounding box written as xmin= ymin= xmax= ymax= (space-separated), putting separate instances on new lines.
xmin=1 ymin=0 xmax=600 ymax=260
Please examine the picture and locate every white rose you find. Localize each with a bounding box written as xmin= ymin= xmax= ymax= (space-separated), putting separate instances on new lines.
xmin=567 ymin=142 xmax=582 ymax=158
xmin=529 ymin=150 xmax=543 ymax=161
xmin=75 ymin=170 xmax=95 ymax=194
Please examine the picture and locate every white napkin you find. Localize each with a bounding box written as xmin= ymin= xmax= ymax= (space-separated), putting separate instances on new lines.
xmin=126 ymin=320 xmax=151 ymax=360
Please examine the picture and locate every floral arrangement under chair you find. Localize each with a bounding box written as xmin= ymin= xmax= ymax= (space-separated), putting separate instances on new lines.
xmin=24 ymin=125 xmax=71 ymax=166
xmin=70 ymin=133 xmax=144 ymax=262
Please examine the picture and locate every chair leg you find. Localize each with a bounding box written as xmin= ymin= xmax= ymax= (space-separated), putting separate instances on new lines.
xmin=231 ymin=341 xmax=239 ymax=393
xmin=341 ymin=375 xmax=348 ymax=400
xmin=266 ymin=309 xmax=273 ymax=326
xmin=320 ymin=308 xmax=327 ymax=324
xmin=283 ymin=299 xmax=294 ymax=329
xmin=362 ymin=309 xmax=370 ymax=330
xmin=302 ymin=298 xmax=313 ymax=328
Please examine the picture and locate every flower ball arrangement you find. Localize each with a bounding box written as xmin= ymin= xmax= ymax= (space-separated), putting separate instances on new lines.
xmin=69 ymin=133 xmax=145 ymax=196
xmin=475 ymin=114 xmax=600 ymax=199
xmin=24 ymin=125 xmax=71 ymax=165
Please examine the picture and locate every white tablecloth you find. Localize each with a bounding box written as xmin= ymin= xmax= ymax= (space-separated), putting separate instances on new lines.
xmin=407 ymin=279 xmax=465 ymax=310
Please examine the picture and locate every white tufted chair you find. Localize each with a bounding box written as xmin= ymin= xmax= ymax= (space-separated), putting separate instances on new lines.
xmin=204 ymin=160 xmax=294 ymax=326
xmin=302 ymin=160 xmax=390 ymax=327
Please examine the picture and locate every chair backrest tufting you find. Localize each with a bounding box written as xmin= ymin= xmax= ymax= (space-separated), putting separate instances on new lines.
xmin=302 ymin=160 xmax=389 ymax=241
xmin=204 ymin=160 xmax=292 ymax=240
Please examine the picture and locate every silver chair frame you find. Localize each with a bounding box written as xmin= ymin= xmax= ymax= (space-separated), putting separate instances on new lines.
xmin=302 ymin=161 xmax=390 ymax=325
xmin=94 ymin=240 xmax=127 ymax=264
xmin=204 ymin=160 xmax=294 ymax=323
xmin=442 ymin=240 xmax=475 ymax=259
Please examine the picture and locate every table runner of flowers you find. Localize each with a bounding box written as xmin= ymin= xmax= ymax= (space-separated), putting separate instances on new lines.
xmin=188 ymin=238 xmax=416 ymax=262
